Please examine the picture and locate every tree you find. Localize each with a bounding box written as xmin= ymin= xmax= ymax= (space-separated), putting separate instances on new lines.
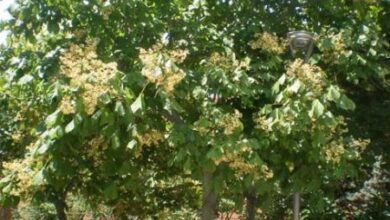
xmin=0 ymin=0 xmax=389 ymax=219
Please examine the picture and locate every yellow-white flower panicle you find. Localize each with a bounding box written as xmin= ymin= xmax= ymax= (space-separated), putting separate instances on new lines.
xmin=250 ymin=32 xmax=286 ymax=54
xmin=1 ymin=156 xmax=41 ymax=199
xmin=87 ymin=136 xmax=107 ymax=167
xmin=323 ymin=138 xmax=369 ymax=164
xmin=323 ymin=141 xmax=345 ymax=164
xmin=193 ymin=109 xmax=243 ymax=137
xmin=254 ymin=115 xmax=273 ymax=132
xmin=59 ymin=41 xmax=118 ymax=115
xmin=218 ymin=110 xmax=243 ymax=135
xmin=58 ymin=96 xmax=76 ymax=115
xmin=214 ymin=143 xmax=274 ymax=181
xmin=136 ymin=129 xmax=165 ymax=147
xmin=133 ymin=129 xmax=165 ymax=158
xmin=321 ymin=32 xmax=348 ymax=64
xmin=169 ymin=49 xmax=189 ymax=64
xmin=286 ymin=59 xmax=325 ymax=92
xmin=139 ymin=44 xmax=186 ymax=94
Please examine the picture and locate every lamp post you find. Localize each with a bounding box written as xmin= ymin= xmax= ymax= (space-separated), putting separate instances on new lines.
xmin=287 ymin=31 xmax=315 ymax=62
xmin=286 ymin=30 xmax=315 ymax=220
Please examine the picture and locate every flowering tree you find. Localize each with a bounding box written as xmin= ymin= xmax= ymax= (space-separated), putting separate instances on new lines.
xmin=1 ymin=0 xmax=389 ymax=219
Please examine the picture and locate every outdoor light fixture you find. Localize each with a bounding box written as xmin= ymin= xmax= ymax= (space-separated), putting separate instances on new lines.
xmin=287 ymin=30 xmax=315 ymax=62
xmin=287 ymin=30 xmax=316 ymax=220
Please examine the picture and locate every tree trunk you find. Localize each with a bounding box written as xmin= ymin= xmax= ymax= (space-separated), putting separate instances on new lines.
xmin=0 ymin=207 xmax=12 ymax=220
xmin=202 ymin=170 xmax=217 ymax=220
xmin=245 ymin=188 xmax=257 ymax=220
xmin=54 ymin=199 xmax=67 ymax=220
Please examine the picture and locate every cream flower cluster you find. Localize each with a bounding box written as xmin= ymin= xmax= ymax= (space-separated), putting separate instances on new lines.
xmin=287 ymin=59 xmax=325 ymax=92
xmin=136 ymin=129 xmax=165 ymax=147
xmin=58 ymin=95 xmax=76 ymax=115
xmin=323 ymin=138 xmax=369 ymax=164
xmin=59 ymin=41 xmax=118 ymax=115
xmin=254 ymin=115 xmax=272 ymax=132
xmin=250 ymin=32 xmax=286 ymax=54
xmin=324 ymin=141 xmax=345 ymax=164
xmin=215 ymin=149 xmax=274 ymax=180
xmin=101 ymin=5 xmax=113 ymax=20
xmin=322 ymin=32 xmax=347 ymax=64
xmin=194 ymin=109 xmax=243 ymax=136
xmin=215 ymin=153 xmax=255 ymax=176
xmin=218 ymin=110 xmax=243 ymax=135
xmin=139 ymin=44 xmax=187 ymax=93
xmin=208 ymin=52 xmax=250 ymax=71
xmin=87 ymin=136 xmax=107 ymax=167
xmin=2 ymin=157 xmax=39 ymax=198
xmin=11 ymin=131 xmax=23 ymax=143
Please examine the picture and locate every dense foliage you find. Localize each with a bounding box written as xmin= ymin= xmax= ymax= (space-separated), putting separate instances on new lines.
xmin=1 ymin=0 xmax=389 ymax=219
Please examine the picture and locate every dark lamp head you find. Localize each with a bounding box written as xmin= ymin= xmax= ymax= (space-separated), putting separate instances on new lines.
xmin=287 ymin=31 xmax=315 ymax=62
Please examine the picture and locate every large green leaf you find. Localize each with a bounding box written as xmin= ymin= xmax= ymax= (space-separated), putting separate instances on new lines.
xmin=65 ymin=120 xmax=75 ymax=133
xmin=126 ymin=140 xmax=137 ymax=150
xmin=130 ymin=94 xmax=144 ymax=113
xmin=104 ymin=183 xmax=118 ymax=201
xmin=326 ymin=85 xmax=340 ymax=101
xmin=338 ymin=95 xmax=356 ymax=110
xmin=309 ymin=99 xmax=325 ymax=119
xmin=45 ymin=110 xmax=60 ymax=128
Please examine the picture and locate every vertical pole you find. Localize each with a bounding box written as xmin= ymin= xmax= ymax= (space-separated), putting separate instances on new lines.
xmin=287 ymin=30 xmax=314 ymax=220
xmin=293 ymin=192 xmax=300 ymax=220
xmin=54 ymin=199 xmax=67 ymax=220
xmin=202 ymin=170 xmax=217 ymax=220
xmin=245 ymin=188 xmax=257 ymax=220
xmin=0 ymin=207 xmax=12 ymax=220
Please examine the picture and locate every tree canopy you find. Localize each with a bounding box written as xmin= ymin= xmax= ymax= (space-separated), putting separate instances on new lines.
xmin=0 ymin=0 xmax=389 ymax=219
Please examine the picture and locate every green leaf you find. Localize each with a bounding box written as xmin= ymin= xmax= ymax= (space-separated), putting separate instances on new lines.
xmin=36 ymin=143 xmax=50 ymax=155
xmin=164 ymin=98 xmax=185 ymax=113
xmin=100 ymin=110 xmax=114 ymax=126
xmin=338 ymin=95 xmax=356 ymax=110
xmin=322 ymin=38 xmax=333 ymax=49
xmin=203 ymin=159 xmax=216 ymax=173
xmin=65 ymin=120 xmax=75 ymax=133
xmin=213 ymin=175 xmax=224 ymax=193
xmin=368 ymin=48 xmax=377 ymax=56
xmin=18 ymin=74 xmax=34 ymax=84
xmin=99 ymin=93 xmax=111 ymax=104
xmin=288 ymin=79 xmax=301 ymax=94
xmin=251 ymin=154 xmax=263 ymax=166
xmin=0 ymin=176 xmax=10 ymax=188
xmin=32 ymin=170 xmax=45 ymax=185
xmin=206 ymin=147 xmax=223 ymax=160
xmin=126 ymin=140 xmax=137 ymax=150
xmin=309 ymin=99 xmax=325 ymax=119
xmin=326 ymin=86 xmax=340 ymax=101
xmin=272 ymin=74 xmax=286 ymax=94
xmin=356 ymin=54 xmax=367 ymax=65
xmin=104 ymin=183 xmax=118 ymax=200
xmin=123 ymin=88 xmax=134 ymax=103
xmin=48 ymin=126 xmax=64 ymax=139
xmin=45 ymin=110 xmax=60 ymax=128
xmin=115 ymin=101 xmax=125 ymax=116
xmin=2 ymin=183 xmax=12 ymax=194
xmin=275 ymin=93 xmax=284 ymax=103
xmin=74 ymin=114 xmax=83 ymax=124
xmin=131 ymin=94 xmax=144 ymax=113
xmin=112 ymin=133 xmax=120 ymax=149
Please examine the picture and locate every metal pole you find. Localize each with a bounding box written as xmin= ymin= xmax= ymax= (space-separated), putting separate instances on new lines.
xmin=293 ymin=192 xmax=300 ymax=220
xmin=287 ymin=30 xmax=315 ymax=220
xmin=292 ymin=46 xmax=312 ymax=220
